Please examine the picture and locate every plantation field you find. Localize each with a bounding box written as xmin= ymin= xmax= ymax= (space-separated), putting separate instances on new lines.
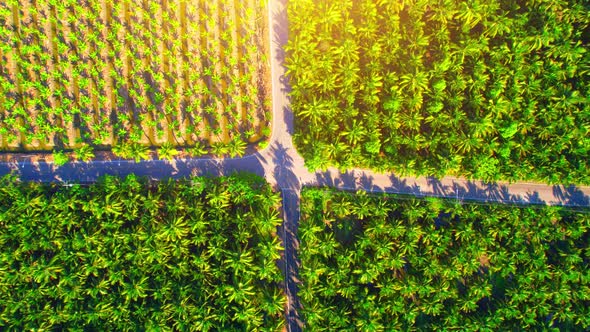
xmin=0 ymin=0 xmax=270 ymax=160
xmin=299 ymin=188 xmax=590 ymax=330
xmin=0 ymin=174 xmax=285 ymax=330
xmin=286 ymin=0 xmax=590 ymax=184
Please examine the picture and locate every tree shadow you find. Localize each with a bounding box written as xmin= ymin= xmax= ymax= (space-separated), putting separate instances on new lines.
xmin=314 ymin=169 xmax=357 ymax=190
xmin=389 ymin=174 xmax=423 ymax=196
xmin=272 ymin=0 xmax=291 ymax=96
xmin=264 ymin=139 xmax=302 ymax=331
xmin=312 ymin=170 xmax=385 ymax=194
xmin=272 ymin=0 xmax=288 ymax=67
xmin=525 ymin=191 xmax=545 ymax=205
xmin=5 ymin=159 xmax=176 ymax=183
xmin=430 ymin=177 xmax=519 ymax=203
xmin=0 ymin=162 xmax=14 ymax=176
xmin=0 ymin=155 xmax=267 ymax=184
xmin=271 ymin=0 xmax=295 ymax=141
xmin=457 ymin=181 xmax=522 ymax=203
xmin=358 ymin=172 xmax=382 ymax=192
xmin=268 ymin=142 xmax=298 ymax=191
xmin=427 ymin=176 xmax=556 ymax=205
xmin=265 ymin=139 xmax=301 ymax=331
xmin=174 ymin=157 xmax=266 ymax=180
xmin=281 ymin=104 xmax=295 ymax=136
xmin=407 ymin=175 xmax=555 ymax=205
xmin=427 ymin=176 xmax=452 ymax=197
xmin=552 ymin=185 xmax=590 ymax=206
xmin=280 ymin=188 xmax=302 ymax=332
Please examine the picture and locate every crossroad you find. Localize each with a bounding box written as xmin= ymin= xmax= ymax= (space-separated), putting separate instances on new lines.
xmin=0 ymin=0 xmax=588 ymax=330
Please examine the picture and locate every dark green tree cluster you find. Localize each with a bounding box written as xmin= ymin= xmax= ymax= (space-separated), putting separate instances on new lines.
xmin=299 ymin=188 xmax=590 ymax=330
xmin=0 ymin=174 xmax=285 ymax=331
xmin=286 ymin=0 xmax=590 ymax=184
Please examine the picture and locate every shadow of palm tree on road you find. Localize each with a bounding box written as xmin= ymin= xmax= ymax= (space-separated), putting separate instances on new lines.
xmin=552 ymin=185 xmax=590 ymax=206
xmin=312 ymin=169 xmax=384 ymax=193
xmin=270 ymin=142 xmax=298 ymax=190
xmin=272 ymin=0 xmax=291 ymax=93
xmin=267 ymin=141 xmax=303 ymax=332
xmin=426 ymin=176 xmax=547 ymax=205
xmin=4 ymin=156 xmax=269 ymax=184
xmin=280 ymin=188 xmax=302 ymax=332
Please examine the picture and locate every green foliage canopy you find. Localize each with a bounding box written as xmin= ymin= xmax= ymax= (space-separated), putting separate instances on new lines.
xmin=299 ymin=188 xmax=590 ymax=330
xmin=0 ymin=174 xmax=285 ymax=331
xmin=287 ymin=0 xmax=590 ymax=184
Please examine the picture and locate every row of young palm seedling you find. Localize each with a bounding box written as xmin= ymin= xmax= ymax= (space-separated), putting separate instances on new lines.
xmin=0 ymin=0 xmax=270 ymax=164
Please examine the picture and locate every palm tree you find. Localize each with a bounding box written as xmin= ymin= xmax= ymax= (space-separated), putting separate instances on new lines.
xmin=298 ymin=97 xmax=332 ymax=126
xmin=188 ymin=140 xmax=208 ymax=157
xmin=210 ymin=141 xmax=229 ymax=156
xmin=340 ymin=120 xmax=367 ymax=147
xmin=227 ymin=136 xmax=247 ymax=158
xmin=157 ymin=142 xmax=178 ymax=160
xmin=52 ymin=150 xmax=70 ymax=166
xmin=253 ymin=209 xmax=282 ymax=235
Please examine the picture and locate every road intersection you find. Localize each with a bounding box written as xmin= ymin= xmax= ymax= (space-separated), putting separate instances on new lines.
xmin=0 ymin=0 xmax=589 ymax=330
xmin=0 ymin=0 xmax=587 ymax=205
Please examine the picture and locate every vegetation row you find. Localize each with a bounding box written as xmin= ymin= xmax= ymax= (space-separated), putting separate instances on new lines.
xmin=0 ymin=174 xmax=285 ymax=330
xmin=0 ymin=0 xmax=270 ymax=163
xmin=286 ymin=0 xmax=590 ymax=184
xmin=299 ymin=188 xmax=590 ymax=330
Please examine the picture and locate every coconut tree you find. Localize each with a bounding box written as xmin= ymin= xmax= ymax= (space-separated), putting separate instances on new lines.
xmin=157 ymin=142 xmax=179 ymax=161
